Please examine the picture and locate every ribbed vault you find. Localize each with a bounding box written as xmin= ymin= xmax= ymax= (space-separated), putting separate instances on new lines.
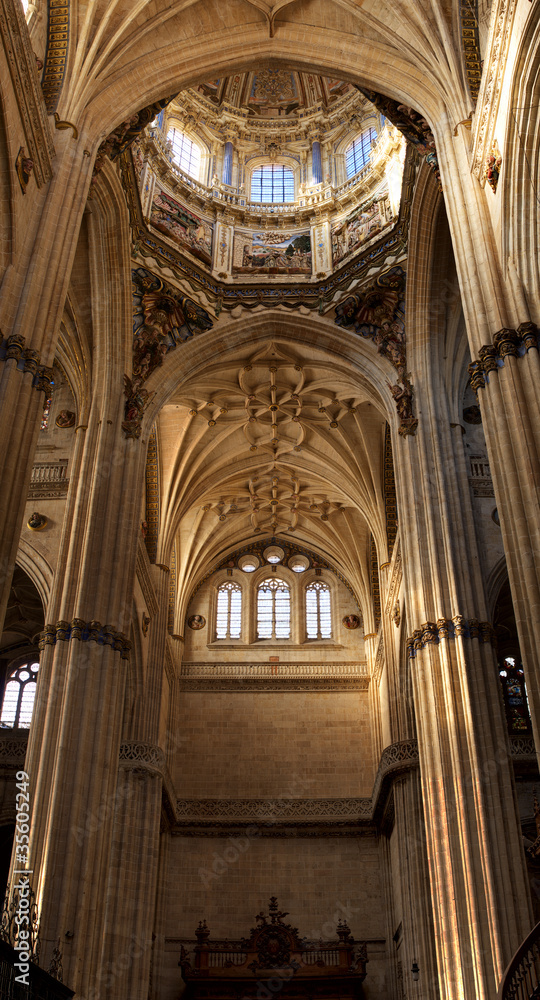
xmin=155 ymin=338 xmax=391 ymax=628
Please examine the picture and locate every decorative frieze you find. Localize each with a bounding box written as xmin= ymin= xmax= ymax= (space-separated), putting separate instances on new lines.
xmin=41 ymin=0 xmax=69 ymax=113
xmin=472 ymin=0 xmax=518 ymax=179
xmin=460 ymin=0 xmax=482 ymax=101
xmin=178 ymin=661 xmax=369 ymax=692
xmin=0 ymin=333 xmax=55 ymax=392
xmin=468 ymin=323 xmax=539 ymax=390
xmin=119 ymin=742 xmax=165 ymax=774
xmin=0 ymin=0 xmax=54 ymax=185
xmin=173 ymin=739 xmax=420 ymax=835
xmin=406 ymin=617 xmax=495 ymax=657
xmin=38 ymin=619 xmax=131 ymax=658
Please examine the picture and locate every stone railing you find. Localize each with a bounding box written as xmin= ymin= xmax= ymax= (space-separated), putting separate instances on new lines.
xmin=140 ymin=124 xmax=402 ymax=225
xmin=28 ymin=459 xmax=69 ymax=499
xmin=179 ymin=661 xmax=368 ymax=677
xmin=178 ymin=660 xmax=370 ymax=691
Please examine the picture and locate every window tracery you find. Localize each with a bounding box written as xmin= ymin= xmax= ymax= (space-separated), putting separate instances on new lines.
xmin=305 ymin=582 xmax=332 ymax=639
xmin=0 ymin=661 xmax=39 ymax=729
xmin=216 ymin=582 xmax=242 ymax=639
xmin=257 ymin=578 xmax=291 ymax=639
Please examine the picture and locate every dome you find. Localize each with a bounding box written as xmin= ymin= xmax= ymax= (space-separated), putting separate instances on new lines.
xmin=195 ymin=69 xmax=355 ymax=118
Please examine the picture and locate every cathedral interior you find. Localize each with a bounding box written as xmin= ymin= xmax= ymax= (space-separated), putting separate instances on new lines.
xmin=0 ymin=1 xmax=539 ymax=999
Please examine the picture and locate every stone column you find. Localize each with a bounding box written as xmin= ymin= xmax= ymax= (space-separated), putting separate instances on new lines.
xmin=0 ymin=131 xmax=95 ymax=634
xmin=394 ymin=394 xmax=533 ymax=1000
xmin=390 ymin=772 xmax=440 ymax=1000
xmin=20 ymin=408 xmax=148 ymax=995
xmin=469 ymin=329 xmax=540 ymax=754
xmin=3 ymin=159 xmax=151 ymax=997
xmin=96 ymin=560 xmax=171 ymax=1000
xmin=222 ymin=141 xmax=234 ymax=187
xmin=434 ymin=123 xmax=540 ymax=763
xmin=311 ymin=140 xmax=322 ymax=184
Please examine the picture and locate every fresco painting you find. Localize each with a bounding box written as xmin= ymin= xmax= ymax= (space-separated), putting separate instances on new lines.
xmin=233 ymin=231 xmax=312 ymax=274
xmin=150 ymin=189 xmax=213 ymax=265
xmin=331 ymin=195 xmax=393 ymax=266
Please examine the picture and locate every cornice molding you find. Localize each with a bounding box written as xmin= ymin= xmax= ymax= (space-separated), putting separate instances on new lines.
xmin=179 ymin=677 xmax=370 ymax=692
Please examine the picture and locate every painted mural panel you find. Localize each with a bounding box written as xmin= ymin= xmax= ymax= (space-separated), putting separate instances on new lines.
xmin=331 ymin=195 xmax=393 ymax=267
xmin=150 ymin=189 xmax=213 ymax=265
xmin=233 ymin=231 xmax=312 ymax=275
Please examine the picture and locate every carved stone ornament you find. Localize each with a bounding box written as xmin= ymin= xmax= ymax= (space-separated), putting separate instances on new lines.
xmin=406 ymin=617 xmax=495 ymax=658
xmin=392 ymin=601 xmax=401 ymax=627
xmin=142 ymin=613 xmax=150 ymax=637
xmin=122 ymin=374 xmax=153 ymax=440
xmin=335 ymin=266 xmax=406 ymax=371
xmin=55 ymin=409 xmax=75 ymax=428
xmin=15 ymin=147 xmax=34 ymax=193
xmin=27 ymin=511 xmax=47 ymax=531
xmin=387 ymin=371 xmax=418 ymax=437
xmin=342 ymin=614 xmax=361 ymax=630
xmin=188 ymin=614 xmax=206 ymax=630
xmin=485 ymin=140 xmax=502 ymax=193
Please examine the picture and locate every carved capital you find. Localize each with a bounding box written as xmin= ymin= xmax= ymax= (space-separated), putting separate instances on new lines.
xmin=493 ymin=327 xmax=520 ymax=358
xmin=478 ymin=344 xmax=499 ymax=373
xmin=518 ymin=322 xmax=539 ymax=352
xmin=38 ymin=619 xmax=131 ymax=659
xmin=407 ymin=616 xmax=494 ymax=656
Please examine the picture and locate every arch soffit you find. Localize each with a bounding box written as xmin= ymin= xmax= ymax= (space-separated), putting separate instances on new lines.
xmin=143 ymin=314 xmax=396 ymax=426
xmin=502 ymin=11 xmax=540 ymax=304
xmin=15 ymin=541 xmax=53 ymax=618
xmin=63 ymin=5 xmax=459 ymax=139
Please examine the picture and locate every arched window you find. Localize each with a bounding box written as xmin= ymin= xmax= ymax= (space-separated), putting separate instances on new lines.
xmin=216 ymin=582 xmax=242 ymax=639
xmin=257 ymin=579 xmax=291 ymax=639
xmin=251 ymin=165 xmax=295 ymax=203
xmin=0 ymin=661 xmax=39 ymax=728
xmin=167 ymin=128 xmax=201 ymax=179
xmin=305 ymin=582 xmax=332 ymax=639
xmin=346 ymin=128 xmax=377 ymax=178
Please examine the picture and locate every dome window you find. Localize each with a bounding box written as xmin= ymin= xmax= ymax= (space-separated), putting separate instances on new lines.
xmin=167 ymin=128 xmax=202 ymax=179
xmin=251 ymin=165 xmax=295 ymax=203
xmin=346 ymin=128 xmax=377 ymax=178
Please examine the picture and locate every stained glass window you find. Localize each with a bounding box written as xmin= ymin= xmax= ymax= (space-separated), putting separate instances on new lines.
xmin=216 ymin=582 xmax=242 ymax=639
xmin=0 ymin=662 xmax=39 ymax=728
xmin=167 ymin=129 xmax=201 ymax=179
xmin=257 ymin=578 xmax=291 ymax=639
xmin=251 ymin=165 xmax=295 ymax=203
xmin=499 ymin=657 xmax=532 ymax=734
xmin=306 ymin=582 xmax=332 ymax=639
xmin=346 ymin=128 xmax=377 ymax=178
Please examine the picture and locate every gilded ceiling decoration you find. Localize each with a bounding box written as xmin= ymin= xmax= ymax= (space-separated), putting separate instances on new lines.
xmin=196 ymin=69 xmax=353 ymax=117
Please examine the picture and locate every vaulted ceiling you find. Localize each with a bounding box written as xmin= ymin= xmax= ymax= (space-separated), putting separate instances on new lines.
xmin=156 ymin=340 xmax=391 ymax=626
